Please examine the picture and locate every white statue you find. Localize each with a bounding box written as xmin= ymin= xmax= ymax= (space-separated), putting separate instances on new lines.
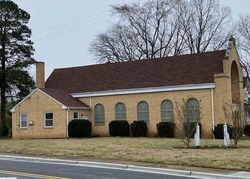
xmin=224 ymin=123 xmax=230 ymax=147
xmin=194 ymin=123 xmax=200 ymax=147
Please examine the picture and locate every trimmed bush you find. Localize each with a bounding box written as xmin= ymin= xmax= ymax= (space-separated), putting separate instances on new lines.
xmin=213 ymin=123 xmax=232 ymax=139
xmin=244 ymin=125 xmax=250 ymax=136
xmin=157 ymin=122 xmax=175 ymax=137
xmin=131 ymin=121 xmax=148 ymax=137
xmin=109 ymin=120 xmax=130 ymax=137
xmin=183 ymin=122 xmax=201 ymax=138
xmin=68 ymin=119 xmax=92 ymax=138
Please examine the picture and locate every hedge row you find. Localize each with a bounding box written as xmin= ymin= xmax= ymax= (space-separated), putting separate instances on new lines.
xmin=213 ymin=124 xmax=232 ymax=139
xmin=131 ymin=121 xmax=148 ymax=137
xmin=157 ymin=122 xmax=175 ymax=137
xmin=68 ymin=120 xmax=178 ymax=138
xmin=67 ymin=120 xmax=250 ymax=138
xmin=245 ymin=125 xmax=250 ymax=136
xmin=109 ymin=120 xmax=178 ymax=137
xmin=109 ymin=121 xmax=201 ymax=138
xmin=109 ymin=120 xmax=130 ymax=136
xmin=212 ymin=123 xmax=250 ymax=139
xmin=68 ymin=119 xmax=92 ymax=138
xmin=109 ymin=120 xmax=148 ymax=137
xmin=68 ymin=120 xmax=205 ymax=138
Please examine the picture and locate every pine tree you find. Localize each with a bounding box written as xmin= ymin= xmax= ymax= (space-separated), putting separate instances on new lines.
xmin=0 ymin=0 xmax=35 ymax=136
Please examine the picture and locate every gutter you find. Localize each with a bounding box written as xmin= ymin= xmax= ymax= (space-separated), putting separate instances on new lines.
xmin=67 ymin=107 xmax=91 ymax=110
xmin=71 ymin=83 xmax=215 ymax=98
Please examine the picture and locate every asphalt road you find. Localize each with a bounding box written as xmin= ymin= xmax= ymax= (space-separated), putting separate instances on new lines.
xmin=0 ymin=158 xmax=200 ymax=179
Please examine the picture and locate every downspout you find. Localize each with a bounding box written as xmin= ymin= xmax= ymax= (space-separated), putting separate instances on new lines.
xmin=66 ymin=108 xmax=69 ymax=138
xmin=211 ymin=88 xmax=215 ymax=131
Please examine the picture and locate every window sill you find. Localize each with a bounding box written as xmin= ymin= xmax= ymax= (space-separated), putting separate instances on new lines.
xmin=44 ymin=126 xmax=54 ymax=129
xmin=20 ymin=127 xmax=28 ymax=130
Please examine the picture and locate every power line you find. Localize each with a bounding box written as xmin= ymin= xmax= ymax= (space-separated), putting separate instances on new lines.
xmin=34 ymin=20 xmax=106 ymax=41
xmin=33 ymin=11 xmax=109 ymax=35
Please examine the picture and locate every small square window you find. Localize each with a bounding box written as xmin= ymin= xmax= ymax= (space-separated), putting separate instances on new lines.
xmin=73 ymin=112 xmax=79 ymax=119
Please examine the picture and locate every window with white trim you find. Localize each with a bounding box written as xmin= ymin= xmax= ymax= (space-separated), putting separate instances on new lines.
xmin=44 ymin=112 xmax=54 ymax=127
xmin=73 ymin=112 xmax=79 ymax=119
xmin=20 ymin=113 xmax=28 ymax=128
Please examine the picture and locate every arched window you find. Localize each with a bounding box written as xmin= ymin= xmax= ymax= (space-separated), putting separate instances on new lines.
xmin=231 ymin=61 xmax=240 ymax=103
xmin=115 ymin=103 xmax=126 ymax=120
xmin=186 ymin=98 xmax=200 ymax=122
xmin=161 ymin=100 xmax=173 ymax=122
xmin=94 ymin=104 xmax=105 ymax=124
xmin=137 ymin=101 xmax=149 ymax=122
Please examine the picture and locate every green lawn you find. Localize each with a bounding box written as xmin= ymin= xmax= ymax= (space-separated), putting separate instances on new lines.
xmin=0 ymin=138 xmax=249 ymax=171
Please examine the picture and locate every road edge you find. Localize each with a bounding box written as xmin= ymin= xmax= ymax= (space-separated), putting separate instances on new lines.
xmin=0 ymin=154 xmax=249 ymax=179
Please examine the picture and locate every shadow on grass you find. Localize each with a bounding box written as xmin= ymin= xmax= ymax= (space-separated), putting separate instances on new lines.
xmin=0 ymin=136 xmax=12 ymax=140
xmin=173 ymin=145 xmax=250 ymax=149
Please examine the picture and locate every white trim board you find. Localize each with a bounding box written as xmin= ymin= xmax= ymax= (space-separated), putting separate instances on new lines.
xmin=67 ymin=107 xmax=90 ymax=110
xmin=71 ymin=83 xmax=215 ymax=98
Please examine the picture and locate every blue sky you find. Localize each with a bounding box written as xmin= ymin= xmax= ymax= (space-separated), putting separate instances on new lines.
xmin=13 ymin=0 xmax=250 ymax=79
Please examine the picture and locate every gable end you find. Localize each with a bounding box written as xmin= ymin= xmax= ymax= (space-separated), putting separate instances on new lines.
xmin=10 ymin=88 xmax=67 ymax=113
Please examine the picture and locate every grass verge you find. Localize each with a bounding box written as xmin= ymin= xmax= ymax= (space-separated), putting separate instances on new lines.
xmin=0 ymin=138 xmax=249 ymax=171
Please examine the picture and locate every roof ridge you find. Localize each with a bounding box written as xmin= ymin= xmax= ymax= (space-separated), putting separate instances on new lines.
xmin=53 ymin=49 xmax=226 ymax=71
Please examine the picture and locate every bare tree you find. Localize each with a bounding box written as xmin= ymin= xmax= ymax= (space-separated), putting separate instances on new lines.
xmin=223 ymin=103 xmax=244 ymax=147
xmin=238 ymin=15 xmax=250 ymax=56
xmin=90 ymin=0 xmax=233 ymax=63
xmin=237 ymin=15 xmax=250 ymax=88
xmin=175 ymin=99 xmax=199 ymax=148
xmin=181 ymin=0 xmax=233 ymax=54
xmin=90 ymin=0 xmax=186 ymax=63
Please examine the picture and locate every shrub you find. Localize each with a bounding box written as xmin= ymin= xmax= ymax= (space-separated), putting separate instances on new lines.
xmin=231 ymin=127 xmax=243 ymax=139
xmin=157 ymin=122 xmax=175 ymax=137
xmin=131 ymin=121 xmax=148 ymax=137
xmin=183 ymin=122 xmax=201 ymax=138
xmin=244 ymin=125 xmax=250 ymax=136
xmin=213 ymin=123 xmax=232 ymax=139
xmin=109 ymin=120 xmax=130 ymax=137
xmin=68 ymin=119 xmax=92 ymax=138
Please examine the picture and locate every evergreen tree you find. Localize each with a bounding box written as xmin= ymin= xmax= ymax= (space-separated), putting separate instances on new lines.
xmin=0 ymin=0 xmax=35 ymax=136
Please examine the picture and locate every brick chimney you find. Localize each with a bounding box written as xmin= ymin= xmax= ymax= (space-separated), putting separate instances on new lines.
xmin=36 ymin=62 xmax=45 ymax=88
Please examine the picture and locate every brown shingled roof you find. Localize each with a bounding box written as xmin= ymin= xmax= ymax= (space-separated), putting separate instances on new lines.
xmin=45 ymin=50 xmax=226 ymax=93
xmin=39 ymin=88 xmax=89 ymax=108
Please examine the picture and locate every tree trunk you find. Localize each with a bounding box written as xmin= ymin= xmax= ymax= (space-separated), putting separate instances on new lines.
xmin=0 ymin=41 xmax=7 ymax=136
